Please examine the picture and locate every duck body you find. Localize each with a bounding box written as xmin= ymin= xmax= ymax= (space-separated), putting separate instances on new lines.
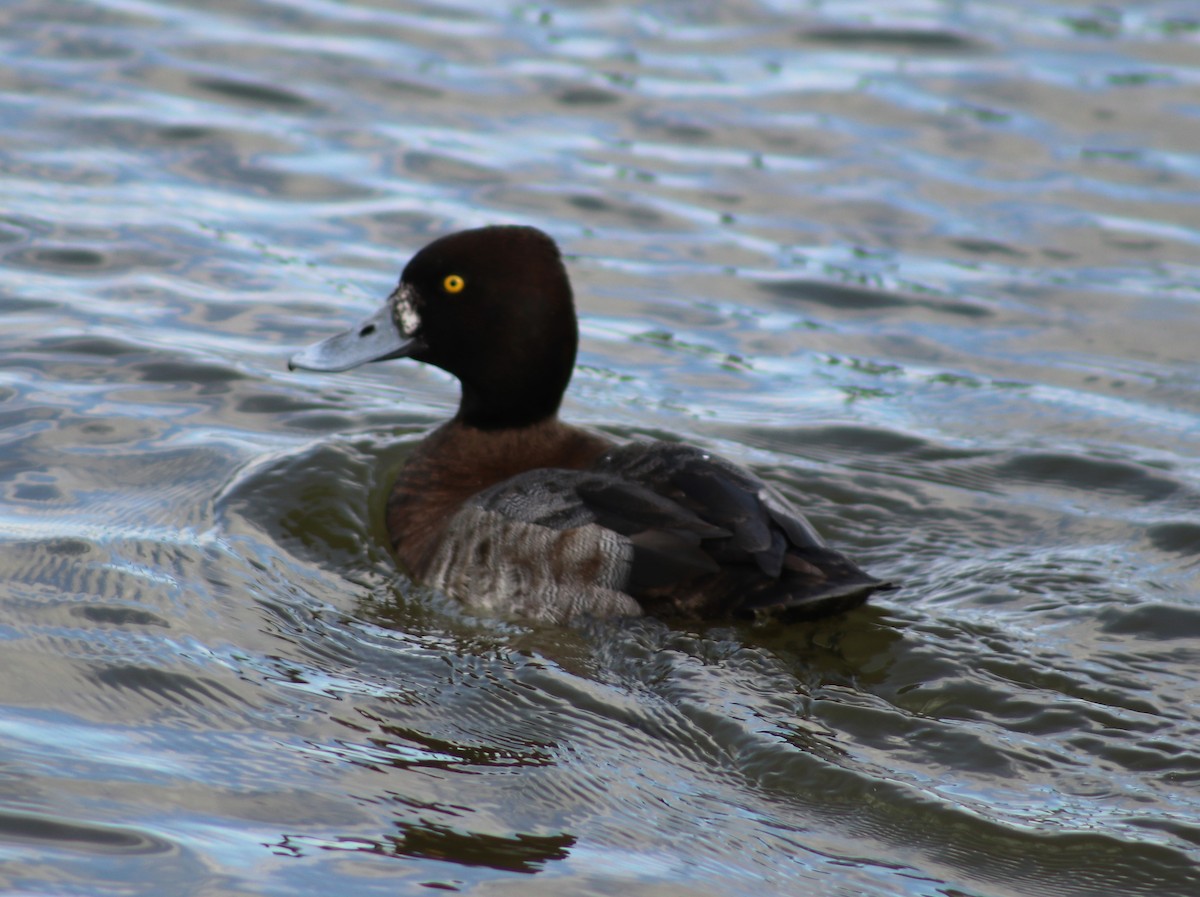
xmin=291 ymin=225 xmax=891 ymax=625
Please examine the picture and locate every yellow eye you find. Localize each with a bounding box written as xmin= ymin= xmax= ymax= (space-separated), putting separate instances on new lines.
xmin=443 ymin=274 xmax=465 ymax=294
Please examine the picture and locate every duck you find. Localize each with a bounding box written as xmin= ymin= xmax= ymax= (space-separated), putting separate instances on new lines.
xmin=290 ymin=225 xmax=892 ymax=625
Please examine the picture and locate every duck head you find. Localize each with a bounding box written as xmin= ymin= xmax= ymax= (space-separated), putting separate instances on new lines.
xmin=290 ymin=226 xmax=579 ymax=430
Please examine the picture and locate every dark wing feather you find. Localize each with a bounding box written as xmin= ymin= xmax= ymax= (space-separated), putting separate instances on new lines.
xmin=466 ymin=441 xmax=891 ymax=620
xmin=669 ymin=464 xmax=778 ymax=572
xmin=593 ymin=442 xmax=891 ymax=619
xmin=465 ymin=467 xmax=728 ymax=591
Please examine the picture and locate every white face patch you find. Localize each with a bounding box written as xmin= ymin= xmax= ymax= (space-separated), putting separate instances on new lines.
xmin=391 ymin=282 xmax=422 ymax=337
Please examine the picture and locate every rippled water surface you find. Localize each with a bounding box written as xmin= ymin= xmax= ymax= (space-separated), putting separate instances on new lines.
xmin=3 ymin=1 xmax=1199 ymax=894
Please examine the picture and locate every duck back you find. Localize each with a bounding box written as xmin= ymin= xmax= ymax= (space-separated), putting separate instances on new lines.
xmin=388 ymin=425 xmax=887 ymax=624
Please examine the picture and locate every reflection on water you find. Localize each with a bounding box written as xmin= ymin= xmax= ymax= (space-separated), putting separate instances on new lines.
xmin=2 ymin=0 xmax=1199 ymax=894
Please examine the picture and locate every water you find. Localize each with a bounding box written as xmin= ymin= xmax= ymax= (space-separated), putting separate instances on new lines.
xmin=2 ymin=0 xmax=1199 ymax=894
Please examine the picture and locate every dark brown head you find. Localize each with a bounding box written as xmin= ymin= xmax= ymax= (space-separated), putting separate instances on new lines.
xmin=290 ymin=225 xmax=579 ymax=429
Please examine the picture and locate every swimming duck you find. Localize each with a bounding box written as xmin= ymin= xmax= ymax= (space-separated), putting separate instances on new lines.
xmin=290 ymin=225 xmax=891 ymax=625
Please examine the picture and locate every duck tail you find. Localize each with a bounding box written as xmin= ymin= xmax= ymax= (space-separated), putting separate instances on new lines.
xmin=736 ymin=547 xmax=896 ymax=622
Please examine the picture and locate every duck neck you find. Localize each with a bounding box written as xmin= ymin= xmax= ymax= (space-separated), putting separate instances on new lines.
xmin=386 ymin=415 xmax=614 ymax=572
xmin=456 ymin=367 xmax=571 ymax=430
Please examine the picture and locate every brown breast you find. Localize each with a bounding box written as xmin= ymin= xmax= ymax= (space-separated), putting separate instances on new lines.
xmin=385 ymin=416 xmax=613 ymax=577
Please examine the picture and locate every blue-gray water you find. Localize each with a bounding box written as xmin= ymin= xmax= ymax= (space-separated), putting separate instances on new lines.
xmin=2 ymin=1 xmax=1199 ymax=895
